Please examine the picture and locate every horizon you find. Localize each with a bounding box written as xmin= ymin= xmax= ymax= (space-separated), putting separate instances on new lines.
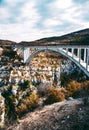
xmin=0 ymin=27 xmax=88 ymax=43
xmin=0 ymin=0 xmax=89 ymax=42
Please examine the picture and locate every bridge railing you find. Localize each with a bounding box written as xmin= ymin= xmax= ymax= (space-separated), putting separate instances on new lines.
xmin=21 ymin=45 xmax=89 ymax=77
xmin=58 ymin=48 xmax=89 ymax=72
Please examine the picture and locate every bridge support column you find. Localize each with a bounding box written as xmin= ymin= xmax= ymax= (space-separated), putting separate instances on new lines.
xmin=66 ymin=48 xmax=68 ymax=54
xmin=77 ymin=48 xmax=79 ymax=58
xmin=72 ymin=48 xmax=74 ymax=58
xmin=84 ymin=48 xmax=86 ymax=63
xmin=23 ymin=47 xmax=30 ymax=63
xmin=86 ymin=49 xmax=89 ymax=70
xmin=79 ymin=48 xmax=81 ymax=63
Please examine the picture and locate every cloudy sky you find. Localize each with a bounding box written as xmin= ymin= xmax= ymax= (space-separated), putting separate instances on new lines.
xmin=0 ymin=0 xmax=89 ymax=42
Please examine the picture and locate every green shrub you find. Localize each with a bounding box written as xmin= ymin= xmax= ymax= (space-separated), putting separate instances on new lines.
xmin=37 ymin=83 xmax=52 ymax=96
xmin=18 ymin=80 xmax=31 ymax=91
xmin=77 ymin=80 xmax=89 ymax=97
xmin=3 ymin=50 xmax=17 ymax=58
xmin=66 ymin=81 xmax=81 ymax=97
xmin=1 ymin=86 xmax=17 ymax=122
xmin=45 ymin=87 xmax=65 ymax=105
xmin=16 ymin=92 xmax=39 ymax=117
xmin=16 ymin=104 xmax=28 ymax=117
xmin=26 ymin=92 xmax=39 ymax=110
xmin=81 ymin=80 xmax=89 ymax=90
xmin=60 ymin=87 xmax=68 ymax=98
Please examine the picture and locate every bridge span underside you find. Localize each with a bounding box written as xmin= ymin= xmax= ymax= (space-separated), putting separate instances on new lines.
xmin=22 ymin=45 xmax=89 ymax=77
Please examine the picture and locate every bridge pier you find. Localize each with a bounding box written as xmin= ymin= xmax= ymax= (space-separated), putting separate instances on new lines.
xmin=86 ymin=49 xmax=89 ymax=70
xmin=84 ymin=48 xmax=86 ymax=63
xmin=72 ymin=48 xmax=74 ymax=58
xmin=23 ymin=47 xmax=30 ymax=63
xmin=79 ymin=48 xmax=81 ymax=63
xmin=66 ymin=48 xmax=68 ymax=54
xmin=77 ymin=48 xmax=80 ymax=58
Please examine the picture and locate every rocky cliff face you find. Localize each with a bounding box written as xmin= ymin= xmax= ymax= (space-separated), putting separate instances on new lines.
xmin=29 ymin=51 xmax=62 ymax=87
xmin=0 ymin=93 xmax=5 ymax=128
xmin=29 ymin=50 xmax=87 ymax=87
xmin=0 ymin=46 xmax=87 ymax=128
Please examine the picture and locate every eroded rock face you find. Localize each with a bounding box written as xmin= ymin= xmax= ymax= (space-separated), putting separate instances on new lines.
xmin=0 ymin=46 xmax=87 ymax=129
xmin=29 ymin=51 xmax=64 ymax=87
xmin=0 ymin=93 xmax=5 ymax=127
xmin=29 ymin=51 xmax=87 ymax=88
xmin=60 ymin=59 xmax=88 ymax=82
xmin=0 ymin=46 xmax=86 ymax=89
xmin=0 ymin=47 xmax=3 ymax=55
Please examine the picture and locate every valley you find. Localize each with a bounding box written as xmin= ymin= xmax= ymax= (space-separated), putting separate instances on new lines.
xmin=0 ymin=28 xmax=89 ymax=129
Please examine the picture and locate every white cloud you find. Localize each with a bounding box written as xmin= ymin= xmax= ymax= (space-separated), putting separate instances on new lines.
xmin=0 ymin=22 xmax=63 ymax=42
xmin=43 ymin=18 xmax=62 ymax=28
xmin=51 ymin=0 xmax=73 ymax=9
xmin=0 ymin=0 xmax=41 ymax=41
xmin=43 ymin=0 xmax=89 ymax=34
xmin=0 ymin=0 xmax=89 ymax=42
xmin=0 ymin=7 xmax=10 ymax=21
xmin=4 ymin=0 xmax=23 ymax=7
xmin=17 ymin=1 xmax=40 ymax=25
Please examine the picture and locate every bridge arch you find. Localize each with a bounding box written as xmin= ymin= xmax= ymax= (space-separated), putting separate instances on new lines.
xmin=25 ymin=47 xmax=89 ymax=77
xmin=27 ymin=48 xmax=61 ymax=63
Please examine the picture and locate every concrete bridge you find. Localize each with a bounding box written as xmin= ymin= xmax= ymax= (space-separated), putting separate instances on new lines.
xmin=16 ymin=44 xmax=89 ymax=77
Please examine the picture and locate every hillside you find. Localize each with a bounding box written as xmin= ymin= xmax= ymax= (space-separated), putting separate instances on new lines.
xmin=0 ymin=28 xmax=89 ymax=46
xmin=7 ymin=98 xmax=89 ymax=130
xmin=0 ymin=40 xmax=17 ymax=46
xmin=19 ymin=28 xmax=89 ymax=46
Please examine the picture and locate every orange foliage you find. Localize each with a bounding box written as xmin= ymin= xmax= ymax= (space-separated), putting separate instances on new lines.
xmin=45 ymin=87 xmax=65 ymax=105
